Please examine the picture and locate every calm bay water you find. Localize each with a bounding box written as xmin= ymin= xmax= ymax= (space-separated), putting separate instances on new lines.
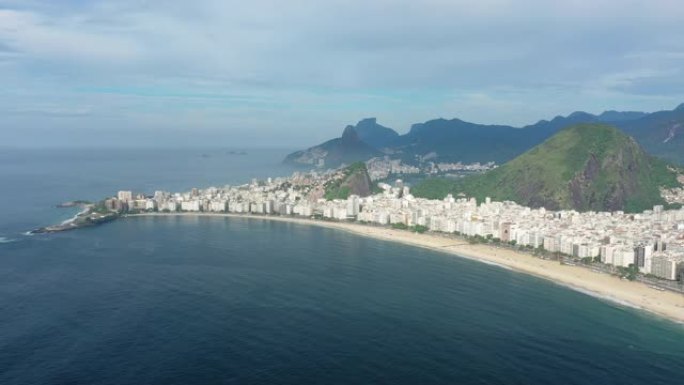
xmin=1 ymin=148 xmax=683 ymax=385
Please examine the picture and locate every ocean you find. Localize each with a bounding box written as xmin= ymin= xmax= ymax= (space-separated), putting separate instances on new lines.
xmin=1 ymin=148 xmax=683 ymax=385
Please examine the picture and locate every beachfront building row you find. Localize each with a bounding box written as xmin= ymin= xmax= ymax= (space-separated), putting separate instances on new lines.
xmin=109 ymin=171 xmax=684 ymax=281
xmin=356 ymin=192 xmax=684 ymax=281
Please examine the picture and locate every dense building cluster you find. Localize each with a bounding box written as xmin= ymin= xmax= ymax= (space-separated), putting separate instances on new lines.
xmin=358 ymin=193 xmax=684 ymax=281
xmin=428 ymin=161 xmax=497 ymax=174
xmin=366 ymin=158 xmax=420 ymax=180
xmin=661 ymin=186 xmax=684 ymax=205
xmin=107 ymin=172 xmax=684 ymax=281
xmin=365 ymin=157 xmax=496 ymax=181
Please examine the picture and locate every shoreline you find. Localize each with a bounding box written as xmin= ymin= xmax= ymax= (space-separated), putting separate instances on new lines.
xmin=127 ymin=212 xmax=684 ymax=325
xmin=60 ymin=205 xmax=92 ymax=225
xmin=31 ymin=204 xmax=118 ymax=234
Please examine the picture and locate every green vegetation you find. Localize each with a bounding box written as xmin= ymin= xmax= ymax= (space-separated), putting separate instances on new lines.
xmin=91 ymin=201 xmax=111 ymax=214
xmin=617 ymin=264 xmax=639 ymax=281
xmin=324 ymin=162 xmax=373 ymax=200
xmin=410 ymin=178 xmax=456 ymax=200
xmin=391 ymin=223 xmax=429 ymax=233
xmin=667 ymin=203 xmax=683 ymax=210
xmin=325 ymin=186 xmax=351 ymax=200
xmin=412 ymin=124 xmax=681 ymax=213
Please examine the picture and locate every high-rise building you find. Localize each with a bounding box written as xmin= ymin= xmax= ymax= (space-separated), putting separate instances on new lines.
xmin=500 ymin=222 xmax=512 ymax=242
xmin=104 ymin=198 xmax=124 ymax=213
xmin=635 ymin=245 xmax=647 ymax=268
xmin=117 ymin=191 xmax=133 ymax=202
xmin=651 ymin=255 xmax=677 ymax=280
xmin=346 ymin=195 xmax=360 ymax=217
xmin=634 ymin=244 xmax=654 ymax=272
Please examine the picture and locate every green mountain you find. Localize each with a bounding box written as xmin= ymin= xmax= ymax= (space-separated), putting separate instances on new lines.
xmin=324 ymin=162 xmax=374 ymax=200
xmin=412 ymin=124 xmax=681 ymax=212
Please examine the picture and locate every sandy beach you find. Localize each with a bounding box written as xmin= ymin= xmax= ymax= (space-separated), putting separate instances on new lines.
xmin=129 ymin=212 xmax=684 ymax=324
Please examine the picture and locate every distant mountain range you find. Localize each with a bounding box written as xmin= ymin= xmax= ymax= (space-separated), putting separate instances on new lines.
xmin=284 ymin=124 xmax=381 ymax=167
xmin=411 ymin=124 xmax=682 ymax=213
xmin=284 ymin=104 xmax=684 ymax=167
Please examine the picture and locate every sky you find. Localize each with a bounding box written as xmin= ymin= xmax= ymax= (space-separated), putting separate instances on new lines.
xmin=2 ymin=0 xmax=684 ymax=147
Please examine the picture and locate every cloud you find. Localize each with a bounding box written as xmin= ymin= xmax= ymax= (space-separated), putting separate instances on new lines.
xmin=3 ymin=0 xmax=682 ymax=88
xmin=6 ymin=105 xmax=92 ymax=117
xmin=1 ymin=0 xmax=684 ymax=146
xmin=0 ymin=9 xmax=140 ymax=63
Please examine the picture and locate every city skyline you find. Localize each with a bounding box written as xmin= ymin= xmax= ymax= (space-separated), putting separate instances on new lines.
xmin=57 ymin=163 xmax=684 ymax=285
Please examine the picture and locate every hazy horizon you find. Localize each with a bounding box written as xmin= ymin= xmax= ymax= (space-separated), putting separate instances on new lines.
xmin=2 ymin=0 xmax=684 ymax=147
xmin=2 ymin=101 xmax=683 ymax=149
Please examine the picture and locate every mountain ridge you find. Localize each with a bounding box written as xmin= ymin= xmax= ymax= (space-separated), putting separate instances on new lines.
xmin=411 ymin=124 xmax=681 ymax=213
xmin=284 ymin=104 xmax=684 ymax=167
xmin=283 ymin=124 xmax=381 ymax=168
xmin=353 ymin=118 xmax=399 ymax=149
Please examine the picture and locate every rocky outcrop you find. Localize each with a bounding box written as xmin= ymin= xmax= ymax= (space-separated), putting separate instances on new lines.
xmin=324 ymin=162 xmax=373 ymax=200
xmin=284 ymin=125 xmax=380 ymax=168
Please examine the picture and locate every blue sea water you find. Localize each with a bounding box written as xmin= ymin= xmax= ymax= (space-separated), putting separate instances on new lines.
xmin=1 ymin=148 xmax=683 ymax=385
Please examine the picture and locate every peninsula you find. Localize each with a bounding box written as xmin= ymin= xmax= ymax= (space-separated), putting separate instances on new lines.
xmin=32 ymin=203 xmax=118 ymax=233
